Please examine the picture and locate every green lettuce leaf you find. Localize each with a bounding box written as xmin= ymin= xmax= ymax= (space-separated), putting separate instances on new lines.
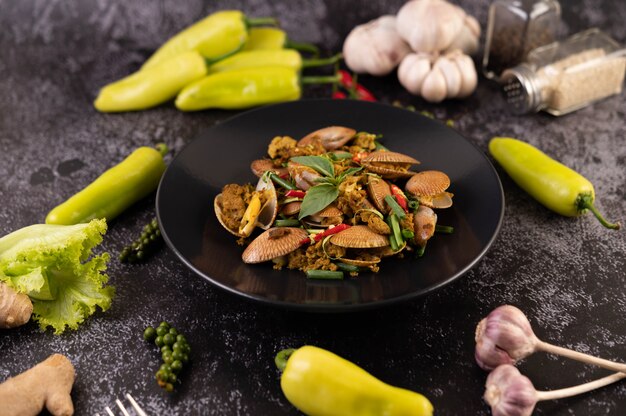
xmin=0 ymin=219 xmax=114 ymax=334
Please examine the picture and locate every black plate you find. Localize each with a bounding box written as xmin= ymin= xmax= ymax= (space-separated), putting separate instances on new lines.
xmin=156 ymin=99 xmax=504 ymax=311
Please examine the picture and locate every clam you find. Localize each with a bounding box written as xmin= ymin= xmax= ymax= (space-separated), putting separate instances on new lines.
xmin=250 ymin=159 xmax=289 ymax=178
xmin=361 ymin=151 xmax=420 ymax=179
xmin=305 ymin=204 xmax=344 ymax=227
xmin=297 ymin=126 xmax=357 ymax=150
xmin=287 ymin=161 xmax=321 ymax=191
xmin=281 ymin=201 xmax=302 ymax=217
xmin=339 ymin=257 xmax=381 ymax=270
xmin=242 ymin=227 xmax=309 ymax=264
xmin=214 ymin=176 xmax=278 ymax=238
xmin=405 ymin=170 xmax=453 ymax=209
xmin=329 ymin=225 xmax=389 ymax=248
xmin=366 ymin=175 xmax=392 ymax=213
xmin=413 ymin=205 xmax=437 ymax=247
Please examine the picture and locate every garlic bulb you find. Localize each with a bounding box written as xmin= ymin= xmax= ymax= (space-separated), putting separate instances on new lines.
xmin=396 ymin=0 xmax=480 ymax=55
xmin=398 ymin=50 xmax=477 ymax=102
xmin=343 ymin=15 xmax=412 ymax=76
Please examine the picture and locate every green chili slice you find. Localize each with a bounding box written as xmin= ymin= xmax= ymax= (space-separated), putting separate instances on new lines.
xmin=275 ymin=219 xmax=301 ymax=227
xmin=305 ymin=270 xmax=344 ymax=280
xmin=384 ymin=195 xmax=406 ymax=219
xmin=269 ymin=172 xmax=296 ymax=190
xmin=435 ymin=224 xmax=454 ymax=234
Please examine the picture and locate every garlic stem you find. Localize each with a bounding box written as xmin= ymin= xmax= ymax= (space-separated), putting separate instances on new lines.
xmin=535 ymin=372 xmax=626 ymax=401
xmin=536 ymin=340 xmax=626 ymax=374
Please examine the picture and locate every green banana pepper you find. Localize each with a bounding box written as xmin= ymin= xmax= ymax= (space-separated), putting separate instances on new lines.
xmin=489 ymin=137 xmax=620 ymax=230
xmin=94 ymin=51 xmax=207 ymax=112
xmin=142 ymin=10 xmax=277 ymax=70
xmin=175 ymin=66 xmax=338 ymax=111
xmin=243 ymin=27 xmax=320 ymax=56
xmin=46 ymin=144 xmax=168 ymax=225
xmin=275 ymin=346 xmax=434 ymax=416
xmin=206 ymin=49 xmax=341 ymax=75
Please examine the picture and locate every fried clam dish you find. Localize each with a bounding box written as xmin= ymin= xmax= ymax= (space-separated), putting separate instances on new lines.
xmin=214 ymin=126 xmax=454 ymax=279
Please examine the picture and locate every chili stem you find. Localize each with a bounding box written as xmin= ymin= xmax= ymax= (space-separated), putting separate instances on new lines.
xmin=155 ymin=143 xmax=169 ymax=156
xmin=535 ymin=372 xmax=626 ymax=402
xmin=301 ymin=53 xmax=343 ymax=69
xmin=578 ymin=194 xmax=620 ymax=230
xmin=285 ymin=39 xmax=320 ymax=57
xmin=435 ymin=224 xmax=454 ymax=234
xmin=301 ymin=74 xmax=341 ymax=85
xmin=415 ymin=244 xmax=426 ymax=257
xmin=245 ymin=17 xmax=280 ymax=27
xmin=275 ymin=348 xmax=296 ymax=372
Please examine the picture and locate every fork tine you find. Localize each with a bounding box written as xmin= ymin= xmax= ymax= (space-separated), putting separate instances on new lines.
xmin=116 ymin=399 xmax=131 ymax=416
xmin=126 ymin=393 xmax=148 ymax=416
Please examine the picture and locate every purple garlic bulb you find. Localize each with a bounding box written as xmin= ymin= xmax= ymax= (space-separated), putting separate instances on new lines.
xmin=475 ymin=305 xmax=539 ymax=370
xmin=484 ymin=364 xmax=538 ymax=416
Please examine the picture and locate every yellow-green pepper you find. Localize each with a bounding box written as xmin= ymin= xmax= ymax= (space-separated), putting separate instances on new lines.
xmin=175 ymin=66 xmax=338 ymax=111
xmin=46 ymin=145 xmax=168 ymax=225
xmin=489 ymin=137 xmax=620 ymax=229
xmin=94 ymin=51 xmax=207 ymax=112
xmin=243 ymin=27 xmax=320 ymax=56
xmin=206 ymin=49 xmax=341 ymax=75
xmin=275 ymin=346 xmax=434 ymax=416
xmin=142 ymin=10 xmax=277 ymax=70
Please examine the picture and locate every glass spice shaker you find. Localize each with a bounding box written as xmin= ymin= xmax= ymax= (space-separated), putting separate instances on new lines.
xmin=483 ymin=0 xmax=561 ymax=80
xmin=500 ymin=29 xmax=626 ymax=116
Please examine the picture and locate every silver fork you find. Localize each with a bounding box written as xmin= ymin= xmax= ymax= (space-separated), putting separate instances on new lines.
xmin=95 ymin=393 xmax=148 ymax=416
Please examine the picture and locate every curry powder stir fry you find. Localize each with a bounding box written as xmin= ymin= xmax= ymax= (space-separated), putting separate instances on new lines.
xmin=214 ymin=126 xmax=455 ymax=279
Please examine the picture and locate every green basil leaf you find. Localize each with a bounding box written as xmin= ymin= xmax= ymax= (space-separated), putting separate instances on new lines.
xmin=298 ymin=184 xmax=339 ymax=220
xmin=338 ymin=167 xmax=363 ymax=181
xmin=290 ymin=156 xmax=334 ymax=178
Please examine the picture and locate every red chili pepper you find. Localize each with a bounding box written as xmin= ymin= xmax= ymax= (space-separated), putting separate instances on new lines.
xmin=300 ymin=223 xmax=351 ymax=245
xmin=332 ymin=91 xmax=347 ymax=99
xmin=285 ymin=190 xmax=306 ymax=198
xmin=390 ymin=184 xmax=409 ymax=213
xmin=352 ymin=151 xmax=369 ymax=163
xmin=338 ymin=70 xmax=377 ymax=102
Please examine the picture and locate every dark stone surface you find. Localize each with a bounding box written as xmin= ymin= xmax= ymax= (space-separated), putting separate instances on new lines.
xmin=1 ymin=0 xmax=625 ymax=414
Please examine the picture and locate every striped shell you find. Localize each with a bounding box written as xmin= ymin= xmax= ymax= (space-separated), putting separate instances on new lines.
xmin=329 ymin=225 xmax=389 ymax=248
xmin=339 ymin=257 xmax=381 ymax=269
xmin=242 ymin=227 xmax=308 ymax=264
xmin=298 ymin=126 xmax=356 ymax=150
xmin=281 ymin=201 xmax=302 ymax=216
xmin=367 ymin=175 xmax=391 ymax=213
xmin=405 ymin=170 xmax=450 ymax=196
xmin=361 ymin=151 xmax=420 ymax=179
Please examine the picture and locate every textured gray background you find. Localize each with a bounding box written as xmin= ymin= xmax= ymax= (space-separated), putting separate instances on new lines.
xmin=1 ymin=0 xmax=625 ymax=415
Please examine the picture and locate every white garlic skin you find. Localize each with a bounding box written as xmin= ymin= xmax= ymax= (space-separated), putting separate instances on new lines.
xmin=396 ymin=0 xmax=480 ymax=55
xmin=343 ymin=15 xmax=411 ymax=76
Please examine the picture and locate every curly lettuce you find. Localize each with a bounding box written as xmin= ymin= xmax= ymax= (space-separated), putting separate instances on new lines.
xmin=0 ymin=218 xmax=114 ymax=334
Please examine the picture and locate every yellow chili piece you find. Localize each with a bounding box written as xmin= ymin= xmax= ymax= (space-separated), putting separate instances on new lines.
xmin=275 ymin=346 xmax=434 ymax=416
xmin=46 ymin=145 xmax=168 ymax=225
xmin=94 ymin=51 xmax=207 ymax=112
xmin=489 ymin=137 xmax=620 ymax=230
xmin=141 ymin=10 xmax=276 ymax=70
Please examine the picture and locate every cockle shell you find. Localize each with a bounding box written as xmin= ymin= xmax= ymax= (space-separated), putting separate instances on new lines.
xmin=367 ymin=175 xmax=392 ymax=213
xmin=405 ymin=170 xmax=453 ymax=209
xmin=361 ymin=151 xmax=419 ymax=179
xmin=329 ymin=225 xmax=389 ymax=248
xmin=242 ymin=227 xmax=308 ymax=264
xmin=413 ymin=205 xmax=437 ymax=247
xmin=250 ymin=159 xmax=288 ymax=178
xmin=298 ymin=126 xmax=357 ymax=150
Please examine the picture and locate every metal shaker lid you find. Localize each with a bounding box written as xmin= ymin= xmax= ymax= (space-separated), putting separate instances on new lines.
xmin=500 ymin=64 xmax=543 ymax=114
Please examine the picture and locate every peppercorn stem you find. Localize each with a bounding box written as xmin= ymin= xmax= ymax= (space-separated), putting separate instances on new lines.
xmin=535 ymin=372 xmax=626 ymax=401
xmin=577 ymin=194 xmax=621 ymax=230
xmin=536 ymin=340 xmax=626 ymax=374
xmin=285 ymin=39 xmax=320 ymax=57
xmin=275 ymin=348 xmax=296 ymax=372
xmin=245 ymin=17 xmax=280 ymax=27
xmin=301 ymin=53 xmax=343 ymax=69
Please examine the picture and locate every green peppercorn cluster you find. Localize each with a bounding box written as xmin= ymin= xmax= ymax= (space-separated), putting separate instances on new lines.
xmin=120 ymin=218 xmax=163 ymax=263
xmin=144 ymin=321 xmax=191 ymax=392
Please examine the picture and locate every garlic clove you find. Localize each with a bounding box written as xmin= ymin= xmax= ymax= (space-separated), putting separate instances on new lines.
xmin=397 ymin=0 xmax=465 ymax=53
xmin=484 ymin=365 xmax=538 ymax=416
xmin=434 ymin=55 xmax=462 ymax=98
xmin=420 ymin=65 xmax=448 ymax=102
xmin=343 ymin=15 xmax=411 ymax=76
xmin=450 ymin=52 xmax=478 ymax=97
xmin=398 ymin=53 xmax=433 ymax=95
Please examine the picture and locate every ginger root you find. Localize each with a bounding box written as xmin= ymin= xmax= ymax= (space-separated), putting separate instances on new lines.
xmin=0 ymin=354 xmax=76 ymax=416
xmin=0 ymin=282 xmax=33 ymax=328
